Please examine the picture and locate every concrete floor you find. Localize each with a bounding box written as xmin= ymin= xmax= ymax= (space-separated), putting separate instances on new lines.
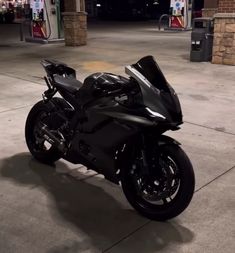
xmin=0 ymin=21 xmax=235 ymax=253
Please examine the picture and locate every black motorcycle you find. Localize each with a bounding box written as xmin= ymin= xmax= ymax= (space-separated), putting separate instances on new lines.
xmin=25 ymin=56 xmax=195 ymax=221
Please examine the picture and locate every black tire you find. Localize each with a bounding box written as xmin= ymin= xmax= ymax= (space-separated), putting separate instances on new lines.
xmin=121 ymin=144 xmax=195 ymax=221
xmin=25 ymin=98 xmax=68 ymax=164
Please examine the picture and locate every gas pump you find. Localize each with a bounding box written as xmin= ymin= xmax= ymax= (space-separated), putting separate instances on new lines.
xmin=28 ymin=0 xmax=63 ymax=42
xmin=169 ymin=0 xmax=192 ymax=29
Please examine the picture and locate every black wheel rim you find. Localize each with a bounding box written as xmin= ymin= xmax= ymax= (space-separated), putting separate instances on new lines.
xmin=30 ymin=111 xmax=56 ymax=154
xmin=128 ymin=151 xmax=181 ymax=210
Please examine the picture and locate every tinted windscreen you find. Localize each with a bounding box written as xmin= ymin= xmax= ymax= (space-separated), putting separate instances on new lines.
xmin=132 ymin=56 xmax=170 ymax=92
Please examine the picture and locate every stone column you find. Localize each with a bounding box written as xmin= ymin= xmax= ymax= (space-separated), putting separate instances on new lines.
xmin=212 ymin=0 xmax=235 ymax=65
xmin=63 ymin=0 xmax=87 ymax=46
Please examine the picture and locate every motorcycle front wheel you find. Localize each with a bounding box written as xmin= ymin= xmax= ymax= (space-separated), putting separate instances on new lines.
xmin=121 ymin=144 xmax=195 ymax=221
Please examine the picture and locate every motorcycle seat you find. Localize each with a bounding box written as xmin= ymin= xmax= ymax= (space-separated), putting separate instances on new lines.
xmin=53 ymin=75 xmax=83 ymax=94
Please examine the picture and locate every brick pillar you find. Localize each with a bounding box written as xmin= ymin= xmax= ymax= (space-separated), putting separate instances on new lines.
xmin=64 ymin=0 xmax=77 ymax=12
xmin=212 ymin=0 xmax=235 ymax=65
xmin=202 ymin=0 xmax=218 ymax=17
xmin=202 ymin=8 xmax=218 ymax=17
xmin=218 ymin=0 xmax=235 ymax=13
xmin=63 ymin=0 xmax=87 ymax=46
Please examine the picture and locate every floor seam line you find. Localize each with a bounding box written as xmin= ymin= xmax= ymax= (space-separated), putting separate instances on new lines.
xmin=102 ymin=165 xmax=235 ymax=252
xmin=195 ymin=165 xmax=235 ymax=194
xmin=184 ymin=121 xmax=235 ymax=136
xmin=0 ymin=72 xmax=43 ymax=85
xmin=0 ymin=104 xmax=34 ymax=114
xmin=102 ymin=220 xmax=151 ymax=253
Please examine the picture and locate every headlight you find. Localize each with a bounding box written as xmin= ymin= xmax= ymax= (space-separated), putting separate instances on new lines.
xmin=146 ymin=107 xmax=166 ymax=119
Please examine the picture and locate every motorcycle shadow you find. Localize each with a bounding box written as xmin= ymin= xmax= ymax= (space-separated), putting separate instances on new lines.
xmin=0 ymin=153 xmax=194 ymax=252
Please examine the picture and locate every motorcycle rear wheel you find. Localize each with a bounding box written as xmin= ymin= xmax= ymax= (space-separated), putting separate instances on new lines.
xmin=25 ymin=98 xmax=68 ymax=164
xmin=121 ymin=144 xmax=195 ymax=221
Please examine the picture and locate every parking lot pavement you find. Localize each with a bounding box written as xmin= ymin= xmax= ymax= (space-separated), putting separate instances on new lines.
xmin=0 ymin=21 xmax=235 ymax=252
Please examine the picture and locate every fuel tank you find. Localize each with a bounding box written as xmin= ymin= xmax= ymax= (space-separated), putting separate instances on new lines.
xmin=76 ymin=73 xmax=130 ymax=105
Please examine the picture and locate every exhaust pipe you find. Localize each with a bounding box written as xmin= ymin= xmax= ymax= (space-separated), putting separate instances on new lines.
xmin=38 ymin=122 xmax=66 ymax=153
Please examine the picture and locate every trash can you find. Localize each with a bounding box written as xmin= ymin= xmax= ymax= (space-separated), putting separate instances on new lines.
xmin=190 ymin=17 xmax=214 ymax=62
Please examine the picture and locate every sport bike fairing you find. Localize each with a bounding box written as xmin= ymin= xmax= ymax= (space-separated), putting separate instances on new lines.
xmin=125 ymin=56 xmax=183 ymax=124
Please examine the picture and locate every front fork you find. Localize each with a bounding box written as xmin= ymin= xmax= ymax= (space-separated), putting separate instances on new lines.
xmin=138 ymin=134 xmax=164 ymax=178
xmin=140 ymin=135 xmax=150 ymax=176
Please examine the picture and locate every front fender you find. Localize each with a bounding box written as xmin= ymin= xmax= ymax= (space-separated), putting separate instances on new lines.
xmin=115 ymin=135 xmax=180 ymax=182
xmin=157 ymin=135 xmax=181 ymax=146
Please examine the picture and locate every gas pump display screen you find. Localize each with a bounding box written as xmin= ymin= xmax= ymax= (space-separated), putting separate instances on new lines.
xmin=30 ymin=0 xmax=44 ymax=21
xmin=170 ymin=0 xmax=185 ymax=16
